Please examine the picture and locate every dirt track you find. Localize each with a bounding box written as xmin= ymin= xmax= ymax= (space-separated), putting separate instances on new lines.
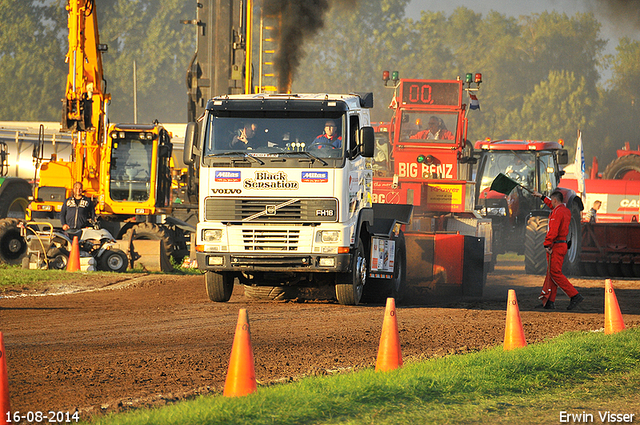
xmin=1 ymin=258 xmax=639 ymax=420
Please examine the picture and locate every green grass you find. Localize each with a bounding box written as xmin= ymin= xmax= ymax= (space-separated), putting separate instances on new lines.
xmin=0 ymin=258 xmax=202 ymax=290
xmin=0 ymin=263 xmax=72 ymax=288
xmin=87 ymin=328 xmax=640 ymax=425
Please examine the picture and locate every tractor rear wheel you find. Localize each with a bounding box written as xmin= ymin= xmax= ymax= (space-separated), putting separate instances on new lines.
xmin=0 ymin=218 xmax=27 ymax=265
xmin=562 ymin=203 xmax=582 ymax=276
xmin=0 ymin=179 xmax=31 ymax=219
xmin=602 ymin=154 xmax=640 ymax=180
xmin=524 ymin=216 xmax=548 ymax=275
xmin=122 ymin=223 xmax=174 ymax=256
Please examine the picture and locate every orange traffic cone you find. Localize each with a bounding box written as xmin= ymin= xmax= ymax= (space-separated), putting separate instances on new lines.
xmin=503 ymin=289 xmax=527 ymax=350
xmin=1 ymin=332 xmax=10 ymax=425
xmin=605 ymin=279 xmax=625 ymax=334
xmin=375 ymin=298 xmax=403 ymax=372
xmin=223 ymin=309 xmax=257 ymax=397
xmin=66 ymin=236 xmax=80 ymax=272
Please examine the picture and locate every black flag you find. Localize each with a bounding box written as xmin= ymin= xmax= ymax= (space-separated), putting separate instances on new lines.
xmin=490 ymin=173 xmax=520 ymax=195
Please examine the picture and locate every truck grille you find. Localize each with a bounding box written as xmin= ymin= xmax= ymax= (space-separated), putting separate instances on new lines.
xmin=205 ymin=198 xmax=337 ymax=222
xmin=242 ymin=229 xmax=300 ymax=251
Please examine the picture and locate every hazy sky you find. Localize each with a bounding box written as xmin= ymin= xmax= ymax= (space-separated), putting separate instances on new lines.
xmin=407 ymin=0 xmax=640 ymax=55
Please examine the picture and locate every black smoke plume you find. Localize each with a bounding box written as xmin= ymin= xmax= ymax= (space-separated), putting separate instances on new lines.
xmin=591 ymin=0 xmax=640 ymax=29
xmin=261 ymin=0 xmax=356 ymax=92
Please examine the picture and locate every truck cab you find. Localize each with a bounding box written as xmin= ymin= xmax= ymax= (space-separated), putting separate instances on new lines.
xmin=184 ymin=93 xmax=411 ymax=305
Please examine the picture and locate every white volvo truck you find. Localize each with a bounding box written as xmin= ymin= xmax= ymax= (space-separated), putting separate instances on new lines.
xmin=183 ymin=93 xmax=412 ymax=305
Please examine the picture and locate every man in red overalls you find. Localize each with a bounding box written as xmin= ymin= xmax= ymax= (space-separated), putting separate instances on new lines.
xmin=533 ymin=190 xmax=584 ymax=310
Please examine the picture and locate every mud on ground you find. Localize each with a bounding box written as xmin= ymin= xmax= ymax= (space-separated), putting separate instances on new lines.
xmin=1 ymin=258 xmax=639 ymax=419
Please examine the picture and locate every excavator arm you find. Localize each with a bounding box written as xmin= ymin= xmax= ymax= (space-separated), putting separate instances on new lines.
xmin=61 ymin=0 xmax=110 ymax=185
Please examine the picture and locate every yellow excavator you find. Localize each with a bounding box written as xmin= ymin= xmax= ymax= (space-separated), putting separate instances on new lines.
xmin=25 ymin=0 xmax=184 ymax=270
xmin=5 ymin=0 xmax=259 ymax=270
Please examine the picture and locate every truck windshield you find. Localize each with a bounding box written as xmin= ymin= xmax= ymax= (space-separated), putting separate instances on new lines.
xmin=109 ymin=137 xmax=153 ymax=202
xmin=398 ymin=111 xmax=457 ymax=143
xmin=478 ymin=151 xmax=536 ymax=193
xmin=202 ymin=115 xmax=346 ymax=160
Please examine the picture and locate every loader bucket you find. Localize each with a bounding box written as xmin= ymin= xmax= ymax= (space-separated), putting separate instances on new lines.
xmin=115 ymin=239 xmax=173 ymax=272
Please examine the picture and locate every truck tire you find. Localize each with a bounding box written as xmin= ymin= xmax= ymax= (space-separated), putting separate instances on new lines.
xmin=98 ymin=249 xmax=128 ymax=273
xmin=362 ymin=234 xmax=406 ymax=304
xmin=335 ymin=239 xmax=366 ymax=305
xmin=524 ymin=216 xmax=548 ymax=275
xmin=243 ymin=285 xmax=297 ymax=300
xmin=389 ymin=244 xmax=406 ymax=301
xmin=0 ymin=179 xmax=31 ymax=219
xmin=47 ymin=248 xmax=69 ymax=270
xmin=602 ymin=154 xmax=640 ymax=180
xmin=205 ymin=271 xmax=234 ymax=302
xmin=122 ymin=222 xmax=174 ymax=256
xmin=0 ymin=218 xmax=27 ymax=265
xmin=562 ymin=203 xmax=582 ymax=276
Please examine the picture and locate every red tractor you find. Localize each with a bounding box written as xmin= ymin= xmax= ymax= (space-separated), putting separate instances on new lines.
xmin=601 ymin=142 xmax=640 ymax=180
xmin=371 ymin=73 xmax=490 ymax=297
xmin=473 ymin=139 xmax=584 ymax=275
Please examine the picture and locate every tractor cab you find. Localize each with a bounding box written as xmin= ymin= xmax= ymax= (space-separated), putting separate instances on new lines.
xmin=473 ymin=139 xmax=583 ymax=274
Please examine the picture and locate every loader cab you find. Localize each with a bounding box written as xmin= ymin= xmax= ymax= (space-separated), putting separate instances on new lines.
xmin=105 ymin=124 xmax=173 ymax=213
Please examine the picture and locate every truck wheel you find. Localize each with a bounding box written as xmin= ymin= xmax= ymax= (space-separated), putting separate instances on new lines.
xmin=47 ymin=248 xmax=69 ymax=270
xmin=602 ymin=154 xmax=640 ymax=180
xmin=389 ymin=244 xmax=406 ymax=301
xmin=363 ymin=235 xmax=406 ymax=304
xmin=0 ymin=179 xmax=31 ymax=219
xmin=562 ymin=203 xmax=582 ymax=276
xmin=122 ymin=223 xmax=174 ymax=256
xmin=335 ymin=239 xmax=366 ymax=305
xmin=98 ymin=249 xmax=128 ymax=273
xmin=243 ymin=285 xmax=297 ymax=300
xmin=205 ymin=271 xmax=234 ymax=302
xmin=524 ymin=216 xmax=548 ymax=275
xmin=0 ymin=218 xmax=27 ymax=265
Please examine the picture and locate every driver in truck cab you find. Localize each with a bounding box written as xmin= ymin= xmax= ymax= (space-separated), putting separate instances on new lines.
xmin=410 ymin=116 xmax=454 ymax=140
xmin=229 ymin=122 xmax=258 ymax=150
xmin=310 ymin=120 xmax=342 ymax=149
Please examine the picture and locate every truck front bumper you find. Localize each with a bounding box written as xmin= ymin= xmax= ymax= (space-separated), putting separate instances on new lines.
xmin=196 ymin=252 xmax=352 ymax=273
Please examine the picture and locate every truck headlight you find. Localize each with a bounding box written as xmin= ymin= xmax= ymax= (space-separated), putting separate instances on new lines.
xmin=486 ymin=207 xmax=506 ymax=216
xmin=318 ymin=230 xmax=339 ymax=243
xmin=202 ymin=229 xmax=223 ymax=242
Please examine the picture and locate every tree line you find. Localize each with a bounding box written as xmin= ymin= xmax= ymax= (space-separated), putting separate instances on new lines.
xmin=1 ymin=0 xmax=639 ymax=166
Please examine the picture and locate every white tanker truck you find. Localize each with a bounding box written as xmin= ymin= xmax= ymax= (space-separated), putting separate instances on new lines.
xmin=0 ymin=122 xmax=75 ymax=264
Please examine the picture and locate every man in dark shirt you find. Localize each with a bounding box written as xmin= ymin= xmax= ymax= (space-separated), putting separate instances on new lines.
xmin=60 ymin=182 xmax=95 ymax=233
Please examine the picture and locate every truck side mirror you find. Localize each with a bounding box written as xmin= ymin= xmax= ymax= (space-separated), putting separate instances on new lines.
xmin=360 ymin=126 xmax=375 ymax=158
xmin=557 ymin=149 xmax=568 ymax=165
xmin=183 ymin=122 xmax=198 ymax=165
